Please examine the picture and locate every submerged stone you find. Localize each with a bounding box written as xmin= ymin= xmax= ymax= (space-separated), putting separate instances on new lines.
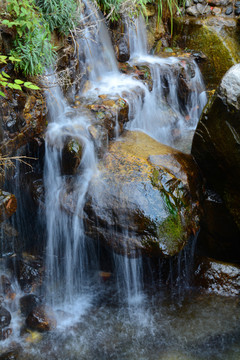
xmin=81 ymin=131 xmax=200 ymax=258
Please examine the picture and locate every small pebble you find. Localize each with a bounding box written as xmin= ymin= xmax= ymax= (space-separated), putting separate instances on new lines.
xmin=225 ymin=5 xmax=233 ymax=14
xmin=235 ymin=0 xmax=240 ymax=7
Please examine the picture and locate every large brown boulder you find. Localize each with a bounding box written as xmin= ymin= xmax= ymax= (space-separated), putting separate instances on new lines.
xmin=81 ymin=131 xmax=201 ymax=257
xmin=192 ymin=64 xmax=240 ymax=261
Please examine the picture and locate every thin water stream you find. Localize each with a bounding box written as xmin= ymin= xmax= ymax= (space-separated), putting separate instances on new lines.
xmin=1 ymin=4 xmax=239 ymax=360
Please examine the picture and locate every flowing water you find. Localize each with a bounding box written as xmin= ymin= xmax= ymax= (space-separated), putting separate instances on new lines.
xmin=1 ymin=4 xmax=240 ymax=360
xmin=127 ymin=16 xmax=207 ymax=150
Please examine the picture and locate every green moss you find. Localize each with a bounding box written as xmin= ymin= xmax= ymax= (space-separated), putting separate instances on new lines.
xmin=173 ymin=17 xmax=240 ymax=88
xmin=67 ymin=139 xmax=82 ymax=155
xmin=158 ymin=213 xmax=184 ymax=245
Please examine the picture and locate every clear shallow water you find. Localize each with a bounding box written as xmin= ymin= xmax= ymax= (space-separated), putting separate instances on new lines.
xmin=4 ymin=288 xmax=240 ymax=360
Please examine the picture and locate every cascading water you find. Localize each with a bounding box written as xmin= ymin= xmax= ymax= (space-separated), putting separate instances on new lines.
xmin=127 ymin=16 xmax=207 ymax=150
xmin=2 ymin=4 xmax=240 ymax=360
xmin=44 ymin=74 xmax=98 ymax=307
xmin=43 ymin=4 xmax=207 ymax=309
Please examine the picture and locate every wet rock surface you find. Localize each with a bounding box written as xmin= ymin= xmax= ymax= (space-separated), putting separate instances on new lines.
xmin=20 ymin=294 xmax=42 ymax=317
xmin=0 ymin=306 xmax=11 ymax=329
xmin=81 ymin=131 xmax=201 ymax=257
xmin=61 ymin=137 xmax=83 ymax=175
xmin=0 ymin=191 xmax=17 ymax=221
xmin=192 ymin=64 xmax=240 ymax=261
xmin=195 ymin=258 xmax=240 ymax=296
xmin=26 ymin=305 xmax=56 ymax=332
xmin=10 ymin=254 xmax=44 ymax=293
xmin=0 ymin=92 xmax=47 ymax=156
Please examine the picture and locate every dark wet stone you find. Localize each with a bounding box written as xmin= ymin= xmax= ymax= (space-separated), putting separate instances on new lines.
xmin=13 ymin=254 xmax=43 ymax=293
xmin=192 ymin=64 xmax=240 ymax=261
xmin=195 ymin=258 xmax=240 ymax=296
xmin=1 ymin=275 xmax=15 ymax=300
xmin=235 ymin=7 xmax=240 ymax=15
xmin=0 ymin=343 xmax=22 ymax=359
xmin=225 ymin=6 xmax=233 ymax=14
xmin=20 ymin=294 xmax=42 ymax=317
xmin=0 ymin=307 xmax=11 ymax=329
xmin=26 ymin=305 xmax=56 ymax=332
xmin=61 ymin=137 xmax=82 ymax=175
xmin=116 ymin=37 xmax=130 ymax=63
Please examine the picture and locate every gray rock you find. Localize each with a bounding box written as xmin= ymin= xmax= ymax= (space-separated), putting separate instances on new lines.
xmin=185 ymin=0 xmax=192 ymax=7
xmin=186 ymin=5 xmax=199 ymax=16
xmin=220 ymin=64 xmax=240 ymax=110
xmin=225 ymin=5 xmax=233 ymax=14
xmin=197 ymin=3 xmax=211 ymax=14
xmin=192 ymin=64 xmax=240 ymax=261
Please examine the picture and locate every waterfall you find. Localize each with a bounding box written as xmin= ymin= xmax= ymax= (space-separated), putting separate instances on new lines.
xmin=43 ymin=6 xmax=206 ymax=310
xmin=44 ymin=74 xmax=98 ymax=306
xmin=126 ymin=16 xmax=207 ymax=150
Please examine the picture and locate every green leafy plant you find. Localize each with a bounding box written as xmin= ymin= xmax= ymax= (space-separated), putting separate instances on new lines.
xmin=35 ymin=0 xmax=78 ymax=35
xmin=2 ymin=0 xmax=55 ymax=76
xmin=157 ymin=0 xmax=185 ymax=36
xmin=0 ymin=55 xmax=40 ymax=98
xmin=97 ymin=0 xmax=151 ymax=22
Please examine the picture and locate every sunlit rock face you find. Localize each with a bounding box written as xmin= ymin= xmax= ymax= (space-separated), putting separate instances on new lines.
xmin=81 ymin=131 xmax=201 ymax=258
xmin=192 ymin=64 xmax=240 ymax=262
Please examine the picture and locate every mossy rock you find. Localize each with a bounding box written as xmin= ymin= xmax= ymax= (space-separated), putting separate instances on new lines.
xmin=61 ymin=138 xmax=83 ymax=175
xmin=81 ymin=131 xmax=201 ymax=258
xmin=173 ymin=16 xmax=240 ymax=89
